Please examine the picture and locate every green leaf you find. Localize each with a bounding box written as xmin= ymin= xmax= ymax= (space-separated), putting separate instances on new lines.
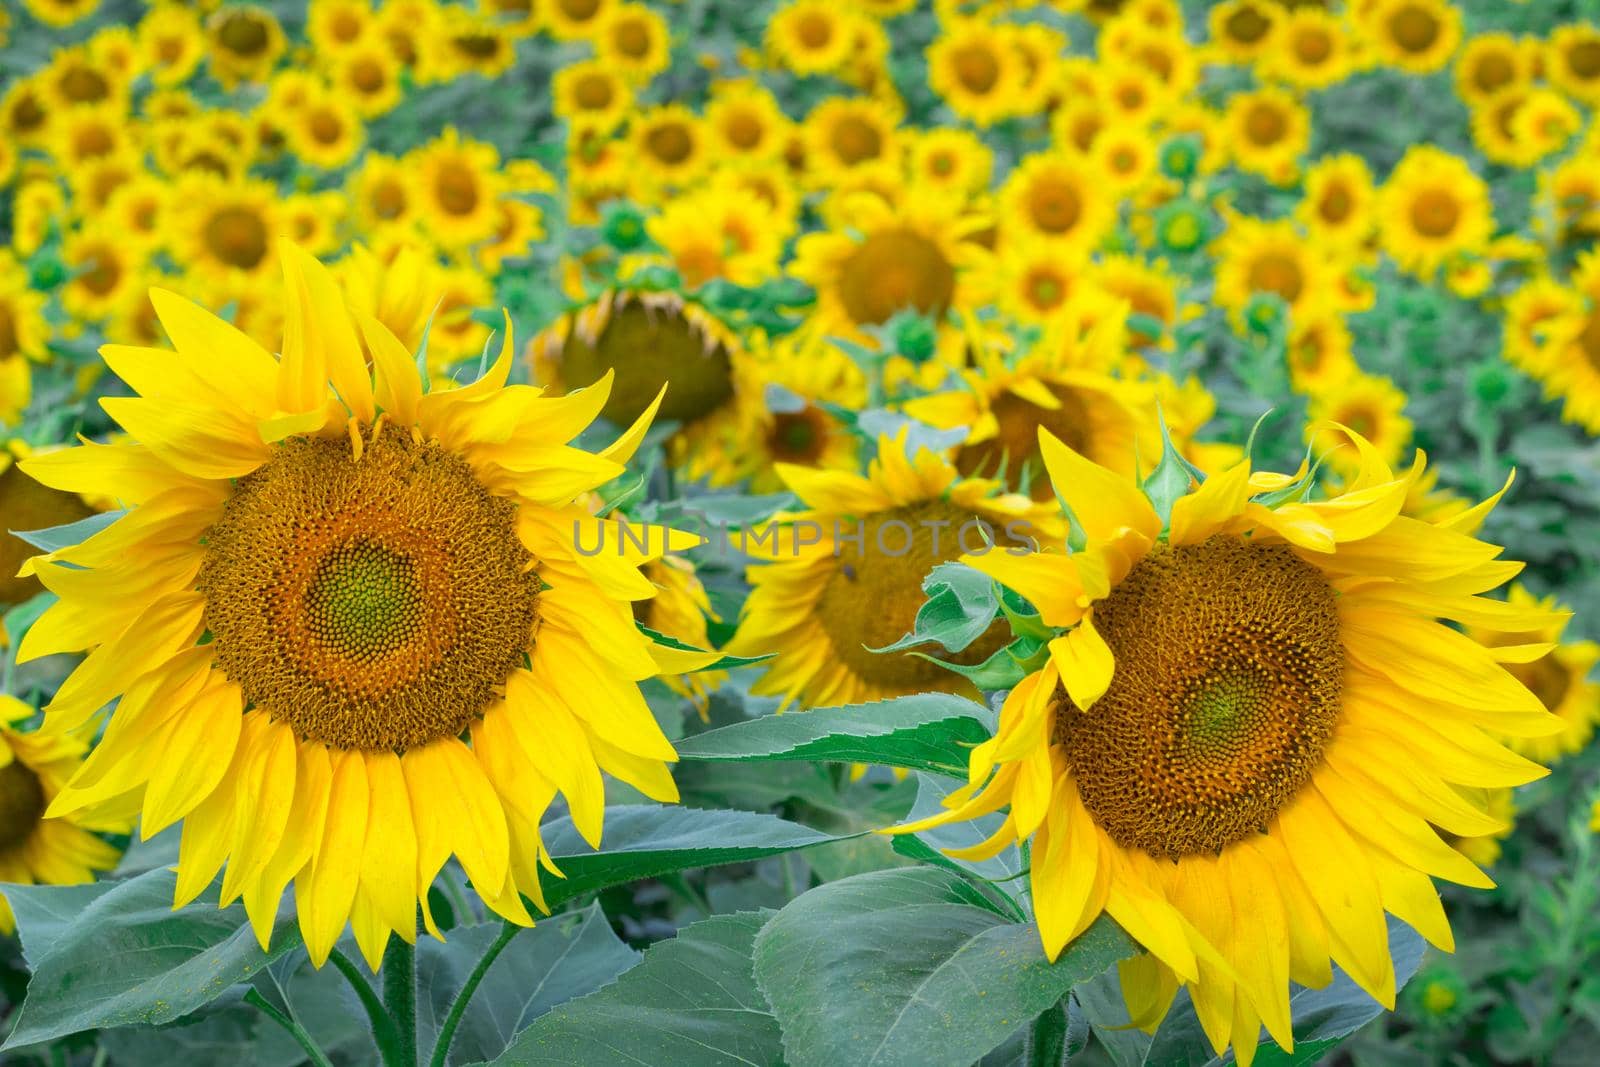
xmin=481 ymin=911 xmax=783 ymax=1066
xmin=890 ymin=772 xmax=1024 ymax=888
xmin=9 ymin=509 xmax=124 ymax=552
xmin=419 ymin=904 xmax=640 ymax=1065
xmin=538 ymin=804 xmax=856 ymax=909
xmin=636 ymin=623 xmax=772 ymax=671
xmin=874 ymin=562 xmax=1000 ymax=655
xmin=752 ymin=867 xmax=1135 ymax=1067
xmin=2 ymin=867 xmax=300 ymax=1048
xmin=672 ymin=692 xmax=995 ymax=778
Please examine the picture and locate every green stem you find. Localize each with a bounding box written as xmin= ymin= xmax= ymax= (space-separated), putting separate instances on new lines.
xmin=245 ymin=987 xmax=335 ymax=1067
xmin=382 ymin=937 xmax=419 ymax=1067
xmin=428 ymin=922 xmax=520 ymax=1067
xmin=1024 ymin=1001 xmax=1068 ymax=1067
xmin=330 ymin=947 xmax=407 ymax=1066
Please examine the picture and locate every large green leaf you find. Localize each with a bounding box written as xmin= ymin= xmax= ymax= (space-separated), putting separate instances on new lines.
xmin=538 ymin=803 xmax=855 ymax=908
xmin=482 ymin=911 xmax=783 ymax=1066
xmin=672 ymin=693 xmax=994 ymax=777
xmin=752 ymin=866 xmax=1134 ymax=1067
xmin=418 ymin=904 xmax=641 ymax=1066
xmin=2 ymin=867 xmax=299 ymax=1048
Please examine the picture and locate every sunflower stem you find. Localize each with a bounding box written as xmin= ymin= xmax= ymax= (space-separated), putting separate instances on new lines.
xmin=330 ymin=947 xmax=407 ymax=1065
xmin=244 ymin=987 xmax=335 ymax=1067
xmin=428 ymin=921 xmax=520 ymax=1067
xmin=1024 ymin=1000 xmax=1068 ymax=1067
xmin=382 ymin=936 xmax=419 ymax=1067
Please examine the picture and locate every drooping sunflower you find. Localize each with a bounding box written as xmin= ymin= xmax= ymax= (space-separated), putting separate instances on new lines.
xmin=902 ymin=338 xmax=1158 ymax=502
xmin=1377 ymin=146 xmax=1493 ymax=279
xmin=792 ymin=189 xmax=990 ymax=342
xmin=1468 ymin=585 xmax=1600 ymax=766
xmin=206 ymin=4 xmax=287 ymax=88
xmin=891 ymin=425 xmax=1560 ymax=1066
xmin=1363 ymin=0 xmax=1461 ymax=75
xmin=999 ymin=152 xmax=1116 ymax=257
xmin=0 ymin=696 xmax=124 ymax=933
xmin=20 ymin=246 xmax=702 ymax=970
xmin=723 ymin=432 xmax=1057 ymax=710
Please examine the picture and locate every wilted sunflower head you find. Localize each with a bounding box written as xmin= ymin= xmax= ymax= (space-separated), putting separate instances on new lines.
xmin=19 ymin=244 xmax=703 ymax=971
xmin=892 ymin=422 xmax=1562 ymax=1066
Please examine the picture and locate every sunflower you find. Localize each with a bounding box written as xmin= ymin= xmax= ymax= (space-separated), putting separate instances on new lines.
xmin=1467 ymin=586 xmax=1600 ymax=766
xmin=1547 ymin=24 xmax=1600 ymax=107
xmin=1470 ymin=88 xmax=1536 ymax=167
xmin=1090 ymin=127 xmax=1159 ymax=195
xmin=1307 ymin=372 xmax=1414 ymax=476
xmin=1377 ymin=146 xmax=1493 ymax=279
xmin=631 ymin=104 xmax=708 ymax=189
xmin=793 ymin=189 xmax=989 ymax=341
xmin=1092 ymin=66 xmax=1170 ymax=128
xmin=766 ymin=0 xmax=858 ymax=77
xmin=348 ymin=153 xmax=416 ymax=234
xmin=545 ymin=0 xmax=614 ymax=41
xmin=1364 ymin=0 xmax=1460 ymax=75
xmin=531 ymin=289 xmax=743 ymax=443
xmin=553 ymin=60 xmax=634 ymax=134
xmin=337 ymin=244 xmax=438 ymax=356
xmin=1213 ymin=216 xmax=1335 ymax=326
xmin=595 ymin=2 xmax=671 ymax=81
xmin=802 ymin=96 xmax=902 ymax=189
xmin=410 ymin=127 xmax=504 ymax=249
xmin=1298 ymin=153 xmax=1376 ymax=248
xmin=905 ymin=128 xmax=993 ymax=199
xmin=705 ymin=83 xmax=791 ymax=163
xmin=477 ymin=198 xmax=545 ymax=274
xmin=22 ymin=0 xmax=100 ymax=29
xmin=645 ymin=187 xmax=784 ymax=291
xmin=138 ymin=3 xmax=206 ymax=87
xmin=1224 ymin=87 xmax=1310 ymax=184
xmin=1286 ymin=308 xmax=1358 ymax=393
xmin=999 ymin=152 xmax=1115 ymax=256
xmin=688 ymin=331 xmax=864 ymax=493
xmin=8 ymin=181 xmax=66 ymax=259
xmin=1454 ymin=32 xmax=1532 ymax=108
xmin=177 ymin=175 xmax=282 ymax=283
xmin=0 ymin=362 xmax=27 ymax=428
xmin=1514 ymin=253 xmax=1600 ymax=435
xmin=890 ymin=423 xmax=1559 ymax=1065
xmin=1010 ymin=24 xmax=1072 ymax=115
xmin=1 ymin=442 xmax=95 ymax=610
xmin=723 ymin=432 xmax=1056 ymax=710
xmin=1208 ymin=0 xmax=1280 ymax=63
xmin=434 ymin=11 xmax=517 ymax=79
xmin=1507 ymin=89 xmax=1582 ymax=166
xmin=927 ymin=19 xmax=1024 ymax=128
xmin=61 ymin=228 xmax=140 ymax=324
xmin=0 ymin=697 xmax=124 ymax=933
xmin=1545 ymin=156 xmax=1600 ymax=243
xmin=206 ymin=5 xmax=287 ymax=87
xmin=903 ymin=341 xmax=1157 ymax=501
xmin=40 ymin=45 xmax=125 ymax=111
xmin=331 ymin=40 xmax=404 ymax=118
xmin=995 ymin=240 xmax=1099 ymax=327
xmin=1 ymin=80 xmax=52 ymax=150
xmin=1446 ymin=787 xmax=1515 ymax=869
xmin=376 ymin=0 xmax=439 ymax=74
xmin=1261 ymin=8 xmax=1360 ymax=90
xmin=1091 ymin=256 xmax=1180 ymax=352
xmin=285 ymin=90 xmax=365 ymax=171
xmin=19 ymin=245 xmax=701 ymax=970
xmin=307 ymin=0 xmax=374 ymax=55
xmin=1051 ymin=98 xmax=1106 ymax=157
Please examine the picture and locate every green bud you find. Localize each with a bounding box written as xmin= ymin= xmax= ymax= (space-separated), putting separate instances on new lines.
xmin=601 ymin=203 xmax=648 ymax=251
xmin=1159 ymin=136 xmax=1200 ymax=181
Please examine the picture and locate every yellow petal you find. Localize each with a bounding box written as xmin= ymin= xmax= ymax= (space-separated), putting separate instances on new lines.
xmin=1048 ymin=611 xmax=1116 ymax=711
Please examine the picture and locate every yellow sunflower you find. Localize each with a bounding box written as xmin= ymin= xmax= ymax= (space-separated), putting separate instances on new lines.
xmin=638 ymin=556 xmax=727 ymax=714
xmin=793 ymin=189 xmax=990 ymax=342
xmin=723 ymin=432 xmax=1057 ymax=710
xmin=22 ymin=0 xmax=100 ymax=29
xmin=1 ymin=80 xmax=52 ymax=150
xmin=1 ymin=255 xmax=51 ymax=416
xmin=1454 ymin=32 xmax=1533 ymax=108
xmin=433 ymin=11 xmax=517 ymax=79
xmin=1224 ymin=87 xmax=1310 ymax=184
xmin=1090 ymin=256 xmax=1180 ymax=352
xmin=138 ymin=3 xmax=206 ymax=86
xmin=176 ymin=175 xmax=282 ymax=284
xmin=410 ymin=127 xmax=505 ymax=249
xmin=996 ymin=240 xmax=1100 ymax=327
xmin=1470 ymin=88 xmax=1537 ymax=167
xmin=905 ymin=128 xmax=994 ymax=200
xmin=1260 ymin=8 xmax=1361 ymax=90
xmin=307 ymin=0 xmax=373 ymax=55
xmin=206 ymin=4 xmax=287 ymax=87
xmin=890 ymin=423 xmax=1559 ymax=1066
xmin=1208 ymin=0 xmax=1281 ymax=63
xmin=1286 ymin=308 xmax=1359 ymax=393
xmin=477 ymin=198 xmax=545 ymax=274
xmin=1377 ymin=145 xmax=1493 ymax=279
xmin=330 ymin=40 xmax=405 ymax=118
xmin=704 ymin=83 xmax=791 ymax=164
xmin=765 ymin=0 xmax=859 ymax=77
xmin=337 ymin=244 xmax=439 ymax=357
xmin=802 ymin=96 xmax=902 ymax=190
xmin=284 ymin=89 xmax=365 ymax=171
xmin=348 ymin=152 xmax=417 ymax=234
xmin=1298 ymin=153 xmax=1376 ymax=248
xmin=1514 ymin=253 xmax=1600 ymax=434
xmin=1089 ymin=127 xmax=1160 ymax=196
xmin=19 ymin=245 xmax=703 ymax=970
xmin=1507 ymin=88 xmax=1583 ymax=166
xmin=554 ymin=60 xmax=634 ymax=133
xmin=545 ymin=0 xmax=614 ymax=41
xmin=926 ymin=19 xmax=1024 ymax=128
xmin=1546 ymin=23 xmax=1600 ymax=106
xmin=631 ymin=104 xmax=708 ymax=189
xmin=1469 ymin=586 xmax=1600 ymax=766
xmin=0 ymin=697 xmax=124 ymax=933
xmin=1364 ymin=0 xmax=1461 ymax=75
xmin=1307 ymin=372 xmax=1414 ymax=476
xmin=645 ymin=187 xmax=785 ymax=290
xmin=999 ymin=152 xmax=1116 ymax=256
xmin=595 ymin=3 xmax=671 ymax=81
xmin=61 ymin=227 xmax=141 ymax=323
xmin=902 ymin=341 xmax=1158 ymax=502
xmin=1213 ymin=216 xmax=1336 ymax=326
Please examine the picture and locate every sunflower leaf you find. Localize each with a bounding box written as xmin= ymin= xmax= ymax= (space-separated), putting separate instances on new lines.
xmin=636 ymin=622 xmax=772 ymax=670
xmin=874 ymin=561 xmax=999 ymax=655
xmin=672 ymin=692 xmax=995 ymax=777
xmin=752 ymin=867 xmax=1134 ymax=1067
xmin=481 ymin=911 xmax=782 ymax=1067
xmin=8 ymin=509 xmax=124 ymax=553
xmin=0 ymin=867 xmax=301 ymax=1049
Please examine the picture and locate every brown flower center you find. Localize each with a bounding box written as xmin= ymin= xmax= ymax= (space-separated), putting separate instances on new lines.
xmin=836 ymin=228 xmax=956 ymax=326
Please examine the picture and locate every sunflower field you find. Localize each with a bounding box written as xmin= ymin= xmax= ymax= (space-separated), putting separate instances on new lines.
xmin=6 ymin=0 xmax=1600 ymax=1064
